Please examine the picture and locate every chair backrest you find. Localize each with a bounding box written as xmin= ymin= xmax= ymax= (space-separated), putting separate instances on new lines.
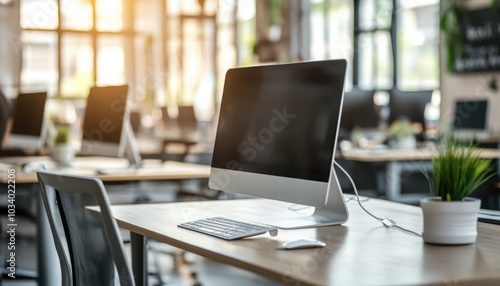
xmin=177 ymin=106 xmax=198 ymax=132
xmin=36 ymin=166 xmax=135 ymax=286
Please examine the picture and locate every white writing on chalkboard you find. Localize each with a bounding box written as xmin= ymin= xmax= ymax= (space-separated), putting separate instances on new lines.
xmin=456 ymin=53 xmax=500 ymax=72
xmin=465 ymin=45 xmax=498 ymax=55
xmin=466 ymin=23 xmax=496 ymax=42
xmin=490 ymin=55 xmax=500 ymax=67
xmin=455 ymin=7 xmax=500 ymax=72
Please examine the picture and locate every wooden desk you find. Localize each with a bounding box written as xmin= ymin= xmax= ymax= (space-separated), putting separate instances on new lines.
xmin=109 ymin=198 xmax=500 ymax=286
xmin=341 ymin=148 xmax=500 ymax=202
xmin=0 ymin=156 xmax=210 ymax=285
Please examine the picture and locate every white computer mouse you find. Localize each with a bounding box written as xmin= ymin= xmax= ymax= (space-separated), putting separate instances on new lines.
xmin=279 ymin=239 xmax=326 ymax=250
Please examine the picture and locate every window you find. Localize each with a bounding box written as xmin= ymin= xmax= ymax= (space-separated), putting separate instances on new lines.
xmin=310 ymin=0 xmax=353 ymax=90
xmin=19 ymin=0 xmax=232 ymax=116
xmin=355 ymin=0 xmax=393 ymax=90
xmin=397 ymin=0 xmax=439 ymax=90
xmin=20 ymin=0 xmax=134 ymax=98
xmin=17 ymin=1 xmax=438 ymax=115
xmin=20 ymin=31 xmax=58 ymax=95
xmin=310 ymin=0 xmax=439 ymax=92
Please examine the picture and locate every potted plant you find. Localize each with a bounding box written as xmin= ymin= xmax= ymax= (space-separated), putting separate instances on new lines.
xmin=421 ymin=138 xmax=495 ymax=244
xmin=50 ymin=127 xmax=74 ymax=166
xmin=387 ymin=117 xmax=416 ymax=150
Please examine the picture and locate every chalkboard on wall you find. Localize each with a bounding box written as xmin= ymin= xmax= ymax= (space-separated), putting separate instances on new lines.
xmin=454 ymin=7 xmax=500 ymax=73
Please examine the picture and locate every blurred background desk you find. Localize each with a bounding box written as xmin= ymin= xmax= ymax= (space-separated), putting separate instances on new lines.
xmin=340 ymin=148 xmax=500 ymax=203
xmin=0 ymin=156 xmax=210 ymax=285
xmin=0 ymin=156 xmax=210 ymax=183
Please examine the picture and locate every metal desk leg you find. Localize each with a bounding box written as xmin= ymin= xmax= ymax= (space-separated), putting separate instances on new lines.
xmin=386 ymin=162 xmax=401 ymax=201
xmin=131 ymin=232 xmax=147 ymax=286
xmin=385 ymin=161 xmax=433 ymax=202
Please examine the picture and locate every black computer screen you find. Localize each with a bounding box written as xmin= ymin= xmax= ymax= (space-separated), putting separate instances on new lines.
xmin=82 ymin=85 xmax=128 ymax=144
xmin=211 ymin=60 xmax=346 ymax=182
xmin=340 ymin=90 xmax=378 ymax=131
xmin=453 ymin=100 xmax=488 ymax=130
xmin=389 ymin=90 xmax=432 ymax=139
xmin=11 ymin=92 xmax=47 ymax=136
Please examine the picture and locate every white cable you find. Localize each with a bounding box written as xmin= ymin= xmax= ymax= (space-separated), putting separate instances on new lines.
xmin=334 ymin=161 xmax=421 ymax=237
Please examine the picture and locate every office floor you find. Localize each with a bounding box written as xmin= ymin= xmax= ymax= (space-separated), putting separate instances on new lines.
xmin=1 ymin=180 xmax=280 ymax=286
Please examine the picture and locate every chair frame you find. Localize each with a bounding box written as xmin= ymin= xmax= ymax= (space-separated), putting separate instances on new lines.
xmin=37 ymin=166 xmax=135 ymax=286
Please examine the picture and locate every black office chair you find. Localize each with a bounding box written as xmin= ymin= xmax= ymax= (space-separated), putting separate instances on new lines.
xmin=160 ymin=106 xmax=201 ymax=162
xmin=36 ymin=166 xmax=135 ymax=285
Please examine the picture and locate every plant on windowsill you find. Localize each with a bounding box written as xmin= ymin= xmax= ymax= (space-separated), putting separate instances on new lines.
xmin=387 ymin=117 xmax=416 ymax=150
xmin=421 ymin=137 xmax=495 ymax=245
xmin=50 ymin=127 xmax=74 ymax=166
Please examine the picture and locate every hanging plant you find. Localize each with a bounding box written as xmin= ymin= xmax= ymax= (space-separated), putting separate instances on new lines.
xmin=265 ymin=0 xmax=284 ymax=26
xmin=440 ymin=0 xmax=466 ymax=72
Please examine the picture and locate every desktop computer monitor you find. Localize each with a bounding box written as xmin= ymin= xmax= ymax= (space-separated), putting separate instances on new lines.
xmin=80 ymin=85 xmax=141 ymax=167
xmin=389 ymin=90 xmax=432 ymax=141
xmin=8 ymin=92 xmax=48 ymax=149
xmin=453 ymin=99 xmax=489 ymax=136
xmin=209 ymin=59 xmax=349 ymax=229
xmin=340 ymin=90 xmax=378 ymax=132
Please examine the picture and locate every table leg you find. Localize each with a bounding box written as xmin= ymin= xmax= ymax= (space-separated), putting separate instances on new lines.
xmin=385 ymin=161 xmax=433 ymax=202
xmin=386 ymin=162 xmax=401 ymax=201
xmin=131 ymin=232 xmax=147 ymax=286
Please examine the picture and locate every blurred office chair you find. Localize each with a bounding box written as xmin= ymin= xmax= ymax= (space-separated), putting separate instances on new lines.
xmin=160 ymin=106 xmax=201 ymax=162
xmin=177 ymin=106 xmax=199 ymax=139
xmin=36 ymin=166 xmax=135 ymax=286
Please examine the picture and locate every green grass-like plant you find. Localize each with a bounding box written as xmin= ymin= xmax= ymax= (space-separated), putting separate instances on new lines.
xmin=424 ymin=139 xmax=495 ymax=201
xmin=388 ymin=117 xmax=413 ymax=138
xmin=53 ymin=127 xmax=71 ymax=145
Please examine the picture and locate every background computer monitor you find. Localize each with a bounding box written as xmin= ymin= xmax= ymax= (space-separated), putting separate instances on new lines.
xmin=80 ymin=85 xmax=130 ymax=158
xmin=209 ymin=59 xmax=349 ymax=228
xmin=453 ymin=99 xmax=488 ymax=133
xmin=389 ymin=90 xmax=432 ymax=141
xmin=339 ymin=89 xmax=379 ymax=141
xmin=340 ymin=90 xmax=378 ymax=131
xmin=8 ymin=92 xmax=48 ymax=149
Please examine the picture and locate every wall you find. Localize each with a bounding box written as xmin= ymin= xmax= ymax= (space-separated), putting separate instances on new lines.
xmin=440 ymin=0 xmax=500 ymax=136
xmin=0 ymin=1 xmax=21 ymax=98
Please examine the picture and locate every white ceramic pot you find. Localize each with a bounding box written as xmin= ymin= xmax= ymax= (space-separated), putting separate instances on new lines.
xmin=420 ymin=197 xmax=481 ymax=245
xmin=392 ymin=136 xmax=416 ymax=150
xmin=51 ymin=144 xmax=74 ymax=166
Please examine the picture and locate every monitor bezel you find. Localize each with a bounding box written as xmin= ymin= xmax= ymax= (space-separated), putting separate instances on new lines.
xmin=80 ymin=85 xmax=130 ymax=158
xmin=209 ymin=59 xmax=348 ymax=209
